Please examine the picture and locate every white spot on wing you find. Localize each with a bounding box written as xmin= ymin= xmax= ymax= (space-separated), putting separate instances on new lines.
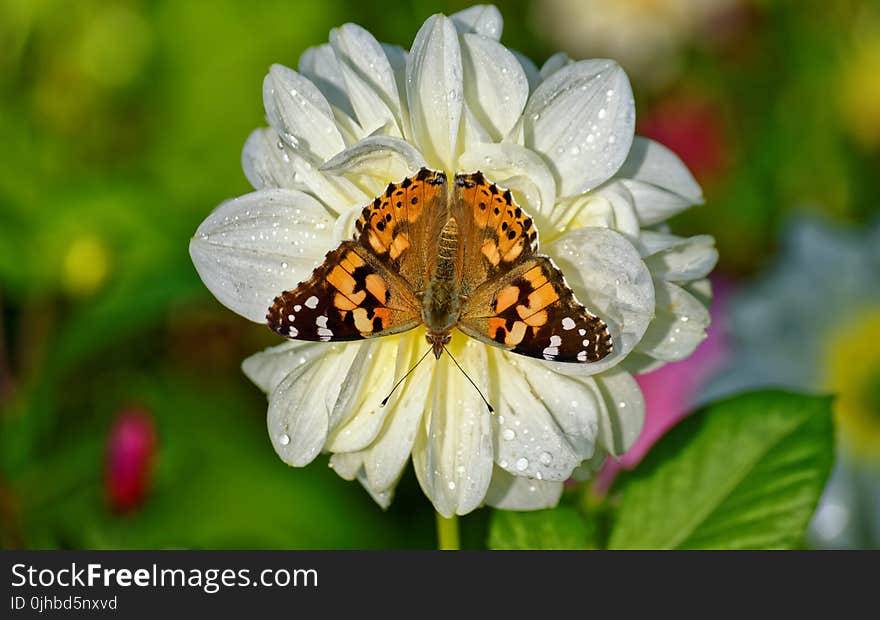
xmin=316 ymin=315 xmax=328 ymax=328
xmin=562 ymin=317 xmax=576 ymax=330
xmin=305 ymin=296 xmax=319 ymax=309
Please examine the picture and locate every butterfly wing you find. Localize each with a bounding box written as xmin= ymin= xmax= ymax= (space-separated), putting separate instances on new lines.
xmin=353 ymin=167 xmax=448 ymax=293
xmin=451 ymin=171 xmax=539 ymax=299
xmin=267 ymin=241 xmax=421 ymax=341
xmin=453 ymin=172 xmax=612 ymax=363
xmin=459 ymin=257 xmax=612 ymax=362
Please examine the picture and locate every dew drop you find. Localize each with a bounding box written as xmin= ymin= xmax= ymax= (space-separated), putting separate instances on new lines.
xmin=539 ymin=451 xmax=552 ymax=465
xmin=515 ymin=457 xmax=529 ymax=471
xmin=448 ymin=481 xmax=456 ymax=490
xmin=279 ymin=433 xmax=290 ymax=446
xmin=598 ymin=108 xmax=607 ymax=120
xmin=502 ymin=428 xmax=516 ymax=441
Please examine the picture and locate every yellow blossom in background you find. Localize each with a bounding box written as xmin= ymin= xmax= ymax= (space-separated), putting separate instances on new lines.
xmin=62 ymin=234 xmax=110 ymax=297
xmin=824 ymin=310 xmax=880 ymax=460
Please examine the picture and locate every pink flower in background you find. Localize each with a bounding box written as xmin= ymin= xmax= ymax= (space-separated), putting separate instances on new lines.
xmin=105 ymin=408 xmax=157 ymax=513
xmin=598 ymin=275 xmax=732 ymax=491
xmin=639 ymin=96 xmax=729 ymax=186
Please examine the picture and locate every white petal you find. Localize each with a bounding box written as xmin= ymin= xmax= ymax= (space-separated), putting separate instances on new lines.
xmin=189 ymin=189 xmax=335 ymax=323
xmin=511 ymin=50 xmax=540 ymax=93
xmin=329 ymin=451 xmax=363 ymax=480
xmin=263 ymin=64 xmax=346 ymax=161
xmin=357 ymin=469 xmax=395 ymax=509
xmin=242 ymin=340 xmax=326 ymax=394
xmin=450 ymin=4 xmax=503 ymax=39
xmin=460 ymin=33 xmax=528 ymax=140
xmin=545 ymin=180 xmax=640 ymax=239
xmin=636 ymin=280 xmax=710 ymax=362
xmin=362 ymin=335 xmax=435 ymax=491
xmin=324 ymin=336 xmax=406 ymax=453
xmin=543 ymin=227 xmax=654 ymax=376
xmin=593 ymin=367 xmax=645 ymax=456
xmin=484 ymin=467 xmax=563 ymax=511
xmin=242 ymin=128 xmax=303 ymax=191
xmin=539 ymin=52 xmax=572 ymax=81
xmin=616 ymin=137 xmax=703 ymax=224
xmin=458 ymin=143 xmax=556 ymax=214
xmin=636 ymin=232 xmax=718 ymax=282
xmin=523 ymin=59 xmax=635 ymax=196
xmin=412 ymin=341 xmax=493 ymax=517
xmin=242 ymin=128 xmax=367 ymax=212
xmin=330 ymin=24 xmax=404 ymax=136
xmin=298 ymin=43 xmax=356 ymax=120
xmin=320 ymin=136 xmax=427 ymax=183
xmin=406 ymin=14 xmax=463 ymax=170
xmin=267 ymin=342 xmax=374 ymax=467
xmin=489 ymin=350 xmax=599 ymax=481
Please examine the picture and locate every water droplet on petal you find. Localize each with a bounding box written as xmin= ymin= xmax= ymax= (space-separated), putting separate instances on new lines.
xmin=502 ymin=428 xmax=516 ymax=441
xmin=279 ymin=434 xmax=290 ymax=446
xmin=448 ymin=481 xmax=456 ymax=490
xmin=539 ymin=452 xmax=552 ymax=465
xmin=515 ymin=457 xmax=529 ymax=471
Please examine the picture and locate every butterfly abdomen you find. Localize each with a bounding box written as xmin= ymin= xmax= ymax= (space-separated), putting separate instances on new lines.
xmin=422 ymin=217 xmax=462 ymax=353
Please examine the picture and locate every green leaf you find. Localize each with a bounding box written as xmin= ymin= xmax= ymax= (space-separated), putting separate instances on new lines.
xmin=489 ymin=507 xmax=595 ymax=550
xmin=609 ymin=390 xmax=834 ymax=549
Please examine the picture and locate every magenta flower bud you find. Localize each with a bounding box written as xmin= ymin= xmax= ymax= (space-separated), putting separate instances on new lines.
xmin=105 ymin=408 xmax=157 ymax=513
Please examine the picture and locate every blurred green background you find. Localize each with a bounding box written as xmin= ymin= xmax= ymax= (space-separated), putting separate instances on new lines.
xmin=1 ymin=0 xmax=878 ymax=549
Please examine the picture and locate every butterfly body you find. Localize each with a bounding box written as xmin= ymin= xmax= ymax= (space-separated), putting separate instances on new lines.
xmin=267 ymin=168 xmax=612 ymax=364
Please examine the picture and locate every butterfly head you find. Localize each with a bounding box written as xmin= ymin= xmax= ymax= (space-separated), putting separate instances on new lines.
xmin=426 ymin=330 xmax=452 ymax=360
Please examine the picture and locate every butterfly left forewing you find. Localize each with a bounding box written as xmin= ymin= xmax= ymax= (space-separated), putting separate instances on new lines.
xmin=267 ymin=241 xmax=421 ymax=341
xmin=459 ymin=256 xmax=612 ymax=362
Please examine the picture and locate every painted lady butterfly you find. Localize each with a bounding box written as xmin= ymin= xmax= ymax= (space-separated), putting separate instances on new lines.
xmin=267 ymin=168 xmax=612 ymax=363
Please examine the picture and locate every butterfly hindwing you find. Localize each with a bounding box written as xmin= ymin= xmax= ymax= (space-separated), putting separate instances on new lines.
xmin=459 ymin=254 xmax=612 ymax=363
xmin=267 ymin=241 xmax=421 ymax=342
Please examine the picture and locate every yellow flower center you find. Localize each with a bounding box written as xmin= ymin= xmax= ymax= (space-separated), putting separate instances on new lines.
xmin=823 ymin=309 xmax=880 ymax=460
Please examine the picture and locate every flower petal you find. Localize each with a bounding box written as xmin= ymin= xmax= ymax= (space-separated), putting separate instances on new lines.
xmin=450 ymin=4 xmax=503 ymax=39
xmin=263 ymin=64 xmax=346 ymax=161
xmin=406 ymin=14 xmax=463 ymax=170
xmin=189 ymin=189 xmax=335 ymax=323
xmin=242 ymin=340 xmax=326 ymax=394
xmin=512 ymin=50 xmax=540 ymax=93
xmin=523 ymin=59 xmax=635 ymax=197
xmin=543 ymin=226 xmax=654 ymax=375
xmin=635 ymin=280 xmax=711 ymax=362
xmin=544 ymin=180 xmax=640 ymax=239
xmin=616 ymin=137 xmax=703 ymax=225
xmin=458 ymin=142 xmax=556 ymax=214
xmin=460 ymin=33 xmax=528 ymax=140
xmin=489 ymin=350 xmax=600 ymax=481
xmin=242 ymin=129 xmax=368 ymax=211
xmin=593 ymin=367 xmax=645 ymax=457
xmin=412 ymin=340 xmax=493 ymax=517
xmin=362 ymin=335 xmax=435 ymax=491
xmin=320 ymin=136 xmax=427 ymax=184
xmin=267 ymin=342 xmax=378 ymax=467
xmin=636 ymin=231 xmax=719 ymax=282
xmin=298 ymin=43 xmax=356 ymax=120
xmin=539 ymin=52 xmax=572 ymax=81
xmin=330 ymin=24 xmax=405 ymax=136
xmin=484 ymin=466 xmax=564 ymax=510
xmin=242 ymin=128 xmax=304 ymax=190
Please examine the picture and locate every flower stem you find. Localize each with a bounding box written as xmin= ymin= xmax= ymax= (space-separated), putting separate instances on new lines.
xmin=435 ymin=511 xmax=460 ymax=550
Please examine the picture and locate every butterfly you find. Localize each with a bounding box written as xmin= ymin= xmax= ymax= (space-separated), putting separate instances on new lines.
xmin=266 ymin=168 xmax=612 ymax=364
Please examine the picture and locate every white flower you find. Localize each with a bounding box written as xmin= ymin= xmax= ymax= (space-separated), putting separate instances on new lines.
xmin=189 ymin=4 xmax=716 ymax=517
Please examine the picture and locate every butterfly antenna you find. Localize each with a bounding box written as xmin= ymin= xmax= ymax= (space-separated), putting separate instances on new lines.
xmin=443 ymin=346 xmax=494 ymax=413
xmin=380 ymin=347 xmax=433 ymax=408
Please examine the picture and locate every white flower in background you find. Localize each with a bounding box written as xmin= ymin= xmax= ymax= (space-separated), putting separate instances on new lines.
xmin=533 ymin=0 xmax=741 ymax=91
xmin=189 ymin=4 xmax=716 ymax=516
xmin=704 ymin=217 xmax=880 ymax=549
